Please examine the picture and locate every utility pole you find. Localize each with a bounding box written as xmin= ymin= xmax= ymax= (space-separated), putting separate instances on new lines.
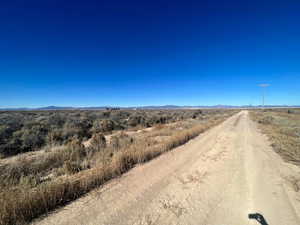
xmin=259 ymin=84 xmax=270 ymax=109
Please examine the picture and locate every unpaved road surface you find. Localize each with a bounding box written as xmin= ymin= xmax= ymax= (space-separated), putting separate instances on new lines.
xmin=34 ymin=111 xmax=300 ymax=225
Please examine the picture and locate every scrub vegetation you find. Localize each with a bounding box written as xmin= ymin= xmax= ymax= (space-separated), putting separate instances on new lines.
xmin=0 ymin=109 xmax=206 ymax=158
xmin=0 ymin=109 xmax=237 ymax=225
xmin=250 ymin=108 xmax=300 ymax=165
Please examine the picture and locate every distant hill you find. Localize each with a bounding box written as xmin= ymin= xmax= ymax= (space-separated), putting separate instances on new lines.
xmin=1 ymin=105 xmax=300 ymax=111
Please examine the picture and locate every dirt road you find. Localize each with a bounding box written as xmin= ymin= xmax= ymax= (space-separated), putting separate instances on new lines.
xmin=34 ymin=111 xmax=300 ymax=225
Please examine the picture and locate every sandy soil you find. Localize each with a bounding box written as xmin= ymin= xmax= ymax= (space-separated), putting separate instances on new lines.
xmin=33 ymin=111 xmax=300 ymax=225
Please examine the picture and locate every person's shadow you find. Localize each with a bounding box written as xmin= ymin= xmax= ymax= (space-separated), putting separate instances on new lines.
xmin=248 ymin=213 xmax=269 ymax=225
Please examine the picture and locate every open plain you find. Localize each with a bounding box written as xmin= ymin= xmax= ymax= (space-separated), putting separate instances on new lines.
xmin=34 ymin=111 xmax=300 ymax=225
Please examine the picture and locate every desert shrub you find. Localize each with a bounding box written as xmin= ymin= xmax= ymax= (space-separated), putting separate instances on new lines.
xmin=67 ymin=138 xmax=87 ymax=161
xmin=0 ymin=144 xmax=87 ymax=189
xmin=258 ymin=116 xmax=274 ymax=125
xmin=128 ymin=114 xmax=146 ymax=127
xmin=63 ymin=160 xmax=82 ymax=174
xmin=102 ymin=111 xmax=111 ymax=118
xmin=62 ymin=119 xmax=91 ymax=142
xmin=47 ymin=113 xmax=65 ymax=126
xmin=0 ymin=125 xmax=15 ymax=141
xmin=0 ymin=139 xmax=22 ymax=156
xmin=110 ymin=111 xmax=130 ymax=121
xmin=46 ymin=129 xmax=64 ymax=145
xmin=159 ymin=116 xmax=167 ymax=123
xmin=90 ymin=133 xmax=106 ymax=150
xmin=0 ymin=161 xmax=28 ymax=187
xmin=68 ymin=137 xmax=85 ymax=150
xmin=110 ymin=136 xmax=120 ymax=149
xmin=192 ymin=109 xmax=203 ymax=119
xmin=0 ymin=121 xmax=24 ymax=156
xmin=0 ymin=109 xmax=232 ymax=157
xmin=92 ymin=119 xmax=116 ymax=133
xmin=20 ymin=125 xmax=47 ymax=150
xmin=110 ymin=133 xmax=134 ymax=150
xmin=0 ymin=123 xmax=48 ymax=156
xmin=0 ymin=111 xmax=236 ymax=225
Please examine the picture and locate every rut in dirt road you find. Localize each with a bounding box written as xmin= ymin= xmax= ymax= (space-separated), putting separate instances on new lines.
xmin=34 ymin=111 xmax=300 ymax=225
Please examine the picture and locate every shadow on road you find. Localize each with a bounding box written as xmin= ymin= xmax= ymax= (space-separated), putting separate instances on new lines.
xmin=248 ymin=213 xmax=269 ymax=225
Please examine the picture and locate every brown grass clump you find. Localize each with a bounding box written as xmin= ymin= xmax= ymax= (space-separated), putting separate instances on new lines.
xmin=89 ymin=133 xmax=106 ymax=150
xmin=63 ymin=160 xmax=82 ymax=174
xmin=110 ymin=132 xmax=133 ymax=150
xmin=0 ymin=111 xmax=237 ymax=225
xmin=154 ymin=124 xmax=166 ymax=130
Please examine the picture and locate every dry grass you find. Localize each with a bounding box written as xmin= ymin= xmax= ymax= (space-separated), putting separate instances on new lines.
xmin=153 ymin=124 xmax=166 ymax=130
xmin=250 ymin=109 xmax=300 ymax=165
xmin=0 ymin=111 xmax=236 ymax=225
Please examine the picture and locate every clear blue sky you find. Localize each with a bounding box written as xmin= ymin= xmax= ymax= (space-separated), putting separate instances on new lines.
xmin=1 ymin=0 xmax=300 ymax=107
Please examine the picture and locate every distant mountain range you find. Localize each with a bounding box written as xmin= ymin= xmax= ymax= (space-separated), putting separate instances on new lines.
xmin=1 ymin=105 xmax=300 ymax=111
